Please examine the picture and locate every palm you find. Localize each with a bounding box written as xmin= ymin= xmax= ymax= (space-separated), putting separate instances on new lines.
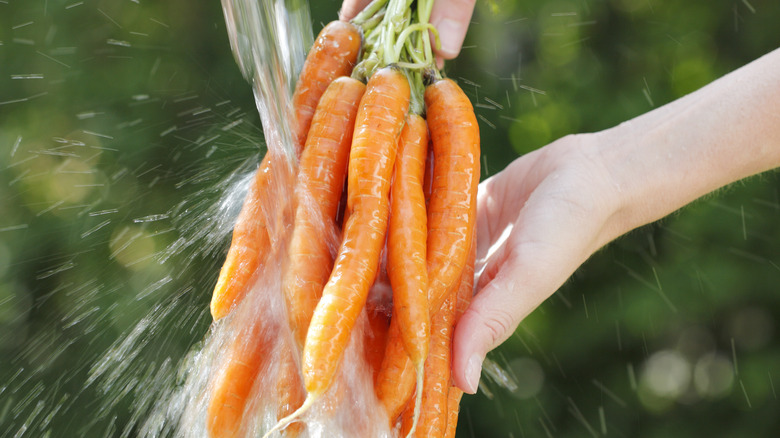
xmin=476 ymin=136 xmax=610 ymax=289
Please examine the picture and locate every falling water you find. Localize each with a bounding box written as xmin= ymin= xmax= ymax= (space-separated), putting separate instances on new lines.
xmin=137 ymin=1 xmax=392 ymax=436
xmin=221 ymin=0 xmax=307 ymax=161
xmin=125 ymin=0 xmax=395 ymax=436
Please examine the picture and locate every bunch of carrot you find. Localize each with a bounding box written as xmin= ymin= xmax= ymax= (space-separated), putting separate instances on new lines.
xmin=206 ymin=1 xmax=480 ymax=437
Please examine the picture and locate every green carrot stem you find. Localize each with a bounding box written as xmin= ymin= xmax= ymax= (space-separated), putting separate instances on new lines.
xmin=396 ymin=61 xmax=432 ymax=69
xmin=417 ymin=0 xmax=435 ymax=63
xmin=405 ymin=36 xmax=426 ymax=65
xmin=386 ymin=0 xmax=414 ymax=32
xmin=393 ymin=23 xmax=438 ymax=65
xmin=352 ymin=0 xmax=389 ymax=26
xmin=360 ymin=9 xmax=386 ymax=31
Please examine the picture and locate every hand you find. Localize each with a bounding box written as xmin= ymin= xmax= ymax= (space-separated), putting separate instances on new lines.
xmin=451 ymin=134 xmax=624 ymax=394
xmin=451 ymin=47 xmax=780 ymax=394
xmin=339 ymin=0 xmax=477 ymax=63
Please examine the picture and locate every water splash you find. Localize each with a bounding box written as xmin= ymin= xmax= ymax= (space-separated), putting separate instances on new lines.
xmin=221 ymin=0 xmax=311 ymax=161
xmin=93 ymin=1 xmax=395 ymax=436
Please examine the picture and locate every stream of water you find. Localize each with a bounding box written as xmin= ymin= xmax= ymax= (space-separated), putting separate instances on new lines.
xmin=143 ymin=1 xmax=392 ymax=436
xmin=130 ymin=1 xmax=393 ymax=436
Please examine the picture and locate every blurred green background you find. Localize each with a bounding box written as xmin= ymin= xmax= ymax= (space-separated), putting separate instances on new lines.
xmin=1 ymin=0 xmax=778 ymax=437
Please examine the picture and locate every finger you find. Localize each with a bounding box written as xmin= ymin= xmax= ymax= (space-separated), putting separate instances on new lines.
xmin=451 ymin=248 xmax=550 ymax=394
xmin=435 ymin=55 xmax=445 ymax=70
xmin=339 ymin=0 xmax=373 ymax=21
xmin=430 ymin=0 xmax=476 ymax=59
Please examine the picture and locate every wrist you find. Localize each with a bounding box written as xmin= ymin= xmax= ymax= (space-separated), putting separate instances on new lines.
xmin=593 ymin=48 xmax=780 ymax=241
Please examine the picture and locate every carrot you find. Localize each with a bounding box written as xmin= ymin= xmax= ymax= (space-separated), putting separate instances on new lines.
xmin=375 ymin=319 xmax=418 ymax=424
xmin=386 ymin=113 xmax=430 ymax=435
xmin=402 ymin=233 xmax=474 ymax=438
xmin=275 ymin=343 xmax=305 ymax=437
xmin=443 ymin=236 xmax=476 ymax=438
xmin=207 ymin=316 xmax=274 ymax=438
xmin=209 ymin=159 xmax=273 ymax=320
xmin=424 ymin=77 xmax=480 ymax=312
xmin=273 ymin=76 xmax=364 ymax=437
xmin=364 ymin=277 xmax=392 ymax=386
xmin=301 ymin=66 xmax=408 ymax=395
xmin=376 ymin=79 xmax=480 ymax=424
xmin=302 ymin=66 xmax=408 ymax=391
xmin=210 ymin=21 xmax=361 ymax=321
xmin=400 ymin=288 xmax=457 ymax=438
xmin=293 ymin=21 xmax=362 ymax=150
xmin=264 ymin=66 xmax=410 ymax=437
xmin=373 ymin=124 xmax=430 ymax=427
xmin=282 ymin=77 xmax=366 ymax=350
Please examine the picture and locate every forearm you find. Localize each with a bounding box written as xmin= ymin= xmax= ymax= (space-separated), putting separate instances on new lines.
xmin=599 ymin=47 xmax=780 ymax=239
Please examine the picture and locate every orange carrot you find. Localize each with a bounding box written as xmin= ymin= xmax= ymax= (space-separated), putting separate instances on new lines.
xmin=376 ymin=79 xmax=479 ymax=424
xmin=443 ymin=236 xmax=476 ymax=438
xmin=303 ymin=65 xmax=409 ymax=396
xmin=400 ymin=288 xmax=457 ymax=438
xmin=282 ymin=77 xmax=366 ymax=350
xmin=424 ymin=78 xmax=480 ymax=312
xmin=374 ymin=135 xmax=429 ymax=425
xmin=272 ymin=76 xmax=364 ymax=437
xmin=207 ymin=317 xmax=274 ymax=438
xmin=265 ymin=67 xmax=410 ymax=437
xmin=210 ymin=159 xmax=273 ymax=320
xmin=388 ymin=114 xmax=430 ymax=361
xmin=387 ymin=113 xmax=430 ymax=434
xmin=293 ymin=21 xmax=362 ymax=150
xmin=210 ymin=21 xmax=361 ymax=321
xmin=276 ymin=343 xmax=305 ymax=437
xmin=375 ymin=319 xmax=417 ymax=424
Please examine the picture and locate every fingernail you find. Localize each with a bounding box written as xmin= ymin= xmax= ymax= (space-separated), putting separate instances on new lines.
xmin=434 ymin=18 xmax=463 ymax=58
xmin=465 ymin=354 xmax=483 ymax=394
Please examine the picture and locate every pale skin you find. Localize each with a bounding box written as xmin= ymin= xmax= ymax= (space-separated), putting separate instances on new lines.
xmin=342 ymin=0 xmax=780 ymax=395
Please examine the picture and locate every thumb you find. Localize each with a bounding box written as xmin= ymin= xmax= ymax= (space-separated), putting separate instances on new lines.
xmin=430 ymin=0 xmax=476 ymax=59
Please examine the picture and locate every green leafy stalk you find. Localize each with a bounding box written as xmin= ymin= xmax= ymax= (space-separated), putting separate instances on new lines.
xmin=352 ymin=0 xmax=389 ymax=25
xmin=417 ymin=0 xmax=435 ymax=65
xmin=348 ymin=0 xmax=442 ymax=111
xmin=393 ymin=22 xmax=437 ymax=66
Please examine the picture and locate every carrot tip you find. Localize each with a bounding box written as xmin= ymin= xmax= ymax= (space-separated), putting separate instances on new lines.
xmin=261 ymin=394 xmax=316 ymax=438
xmin=406 ymin=363 xmax=425 ymax=438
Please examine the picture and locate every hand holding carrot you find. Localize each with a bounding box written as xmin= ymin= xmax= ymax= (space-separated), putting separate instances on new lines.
xmin=451 ymin=47 xmax=780 ymax=394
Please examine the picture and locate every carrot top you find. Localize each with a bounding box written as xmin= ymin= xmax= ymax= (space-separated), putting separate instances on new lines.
xmin=349 ymin=0 xmax=442 ymax=114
